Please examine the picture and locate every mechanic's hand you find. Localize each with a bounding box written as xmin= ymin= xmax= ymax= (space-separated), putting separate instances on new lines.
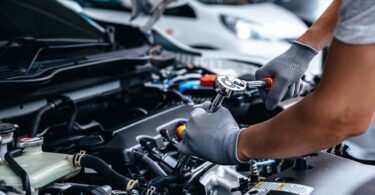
xmin=256 ymin=41 xmax=318 ymax=110
xmin=177 ymin=102 xmax=245 ymax=165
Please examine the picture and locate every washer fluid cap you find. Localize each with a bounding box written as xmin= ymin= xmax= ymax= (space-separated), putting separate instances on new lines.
xmin=17 ymin=137 xmax=44 ymax=148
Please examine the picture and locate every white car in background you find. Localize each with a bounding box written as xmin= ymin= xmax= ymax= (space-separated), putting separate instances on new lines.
xmin=76 ymin=0 xmax=323 ymax=77
xmin=275 ymin=0 xmax=333 ymax=24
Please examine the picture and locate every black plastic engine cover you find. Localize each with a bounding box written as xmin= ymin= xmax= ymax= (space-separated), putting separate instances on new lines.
xmin=100 ymin=104 xmax=193 ymax=166
xmin=267 ymin=152 xmax=375 ymax=195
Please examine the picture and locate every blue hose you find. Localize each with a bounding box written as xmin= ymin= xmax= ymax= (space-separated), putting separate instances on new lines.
xmin=255 ymin=160 xmax=276 ymax=166
xmin=178 ymin=80 xmax=200 ymax=93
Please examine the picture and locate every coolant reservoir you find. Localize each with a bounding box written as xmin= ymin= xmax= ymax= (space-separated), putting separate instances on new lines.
xmin=0 ymin=137 xmax=80 ymax=194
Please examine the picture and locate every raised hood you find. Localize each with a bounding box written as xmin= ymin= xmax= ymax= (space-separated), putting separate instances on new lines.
xmin=0 ymin=0 xmax=105 ymax=40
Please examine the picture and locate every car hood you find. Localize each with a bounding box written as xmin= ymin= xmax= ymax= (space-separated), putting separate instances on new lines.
xmin=196 ymin=2 xmax=307 ymax=39
xmin=0 ymin=0 xmax=105 ymax=40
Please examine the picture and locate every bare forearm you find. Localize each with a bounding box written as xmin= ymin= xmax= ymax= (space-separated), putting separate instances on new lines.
xmin=297 ymin=0 xmax=341 ymax=51
xmin=238 ymin=93 xmax=345 ymax=159
xmin=238 ymin=40 xmax=375 ymax=160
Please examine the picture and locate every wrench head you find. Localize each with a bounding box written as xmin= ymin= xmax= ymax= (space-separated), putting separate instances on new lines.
xmin=215 ymin=75 xmax=247 ymax=98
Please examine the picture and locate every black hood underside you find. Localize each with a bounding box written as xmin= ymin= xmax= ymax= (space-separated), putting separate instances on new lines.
xmin=0 ymin=0 xmax=105 ymax=40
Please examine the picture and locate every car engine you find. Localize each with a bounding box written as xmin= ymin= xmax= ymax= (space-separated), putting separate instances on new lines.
xmin=1 ymin=44 xmax=375 ymax=195
xmin=0 ymin=42 xmax=281 ymax=194
xmin=1 ymin=1 xmax=375 ymax=195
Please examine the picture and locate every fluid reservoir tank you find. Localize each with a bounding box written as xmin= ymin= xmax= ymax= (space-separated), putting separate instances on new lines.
xmin=0 ymin=137 xmax=80 ymax=194
xmin=0 ymin=123 xmax=17 ymax=161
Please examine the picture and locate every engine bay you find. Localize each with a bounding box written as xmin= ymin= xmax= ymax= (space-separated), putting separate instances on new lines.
xmin=0 ymin=44 xmax=276 ymax=194
xmin=1 ymin=46 xmax=375 ymax=195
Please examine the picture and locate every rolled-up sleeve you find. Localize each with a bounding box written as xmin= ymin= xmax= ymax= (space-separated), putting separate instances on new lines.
xmin=335 ymin=0 xmax=375 ymax=44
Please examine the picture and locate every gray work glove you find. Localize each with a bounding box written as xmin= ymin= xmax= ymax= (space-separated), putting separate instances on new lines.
xmin=256 ymin=41 xmax=318 ymax=110
xmin=177 ymin=102 xmax=245 ymax=165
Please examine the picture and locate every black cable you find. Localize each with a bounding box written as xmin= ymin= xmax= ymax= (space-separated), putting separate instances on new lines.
xmin=149 ymin=175 xmax=179 ymax=187
xmin=30 ymin=103 xmax=54 ymax=137
xmin=63 ymin=97 xmax=78 ymax=136
xmin=4 ymin=149 xmax=31 ymax=195
xmin=30 ymin=97 xmax=78 ymax=137
xmin=147 ymin=172 xmax=191 ymax=187
xmin=30 ymin=99 xmax=64 ymax=137
xmin=168 ymin=89 xmax=194 ymax=105
xmin=133 ymin=151 xmax=167 ymax=177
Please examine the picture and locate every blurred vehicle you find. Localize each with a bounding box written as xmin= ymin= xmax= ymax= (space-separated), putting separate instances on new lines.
xmin=74 ymin=0 xmax=323 ymax=78
xmin=274 ymin=0 xmax=333 ymax=25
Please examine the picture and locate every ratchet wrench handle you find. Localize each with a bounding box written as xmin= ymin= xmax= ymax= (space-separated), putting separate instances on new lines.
xmin=262 ymin=77 xmax=274 ymax=90
xmin=208 ymin=93 xmax=225 ymax=113
xmin=208 ymin=76 xmax=274 ymax=113
xmin=247 ymin=77 xmax=274 ymax=90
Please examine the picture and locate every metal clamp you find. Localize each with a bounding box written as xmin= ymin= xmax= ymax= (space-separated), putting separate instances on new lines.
xmin=73 ymin=150 xmax=86 ymax=167
xmin=126 ymin=179 xmax=139 ymax=191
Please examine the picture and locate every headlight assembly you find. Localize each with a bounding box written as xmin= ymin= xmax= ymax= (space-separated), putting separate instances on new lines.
xmin=220 ymin=14 xmax=268 ymax=40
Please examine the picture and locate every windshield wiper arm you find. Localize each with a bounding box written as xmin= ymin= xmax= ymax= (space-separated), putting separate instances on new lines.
xmin=1 ymin=36 xmax=112 ymax=74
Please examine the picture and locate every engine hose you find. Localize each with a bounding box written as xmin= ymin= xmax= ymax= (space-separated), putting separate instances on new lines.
xmin=133 ymin=151 xmax=167 ymax=177
xmin=168 ymin=90 xmax=194 ymax=105
xmin=30 ymin=97 xmax=67 ymax=137
xmin=30 ymin=102 xmax=56 ymax=137
xmin=30 ymin=97 xmax=78 ymax=137
xmin=148 ymin=173 xmax=191 ymax=187
xmin=64 ymin=98 xmax=78 ymax=136
xmin=72 ymin=152 xmax=138 ymax=191
xmin=4 ymin=149 xmax=31 ymax=195
xmin=149 ymin=175 xmax=179 ymax=187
